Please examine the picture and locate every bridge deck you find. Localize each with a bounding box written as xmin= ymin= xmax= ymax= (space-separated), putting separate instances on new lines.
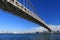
xmin=0 ymin=0 xmax=51 ymax=32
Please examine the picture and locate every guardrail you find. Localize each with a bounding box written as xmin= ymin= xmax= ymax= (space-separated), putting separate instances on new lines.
xmin=6 ymin=0 xmax=45 ymax=24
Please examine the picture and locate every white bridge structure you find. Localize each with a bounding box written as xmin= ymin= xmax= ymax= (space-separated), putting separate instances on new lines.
xmin=0 ymin=0 xmax=51 ymax=32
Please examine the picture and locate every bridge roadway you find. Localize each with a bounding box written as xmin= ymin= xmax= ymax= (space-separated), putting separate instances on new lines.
xmin=0 ymin=0 xmax=51 ymax=32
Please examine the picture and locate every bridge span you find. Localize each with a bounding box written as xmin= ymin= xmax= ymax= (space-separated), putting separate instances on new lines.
xmin=0 ymin=0 xmax=51 ymax=32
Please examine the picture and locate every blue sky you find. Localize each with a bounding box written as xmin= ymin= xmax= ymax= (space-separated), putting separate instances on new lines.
xmin=30 ymin=0 xmax=60 ymax=25
xmin=0 ymin=0 xmax=60 ymax=33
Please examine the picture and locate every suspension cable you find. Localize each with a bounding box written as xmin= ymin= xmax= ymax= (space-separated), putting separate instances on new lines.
xmin=27 ymin=0 xmax=40 ymax=17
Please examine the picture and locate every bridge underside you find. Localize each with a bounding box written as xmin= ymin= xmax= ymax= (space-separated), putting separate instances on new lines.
xmin=0 ymin=0 xmax=51 ymax=32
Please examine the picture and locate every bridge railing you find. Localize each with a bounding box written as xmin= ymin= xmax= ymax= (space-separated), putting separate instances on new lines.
xmin=17 ymin=0 xmax=40 ymax=17
xmin=6 ymin=0 xmax=45 ymax=24
xmin=15 ymin=0 xmax=50 ymax=31
xmin=17 ymin=0 xmax=45 ymax=23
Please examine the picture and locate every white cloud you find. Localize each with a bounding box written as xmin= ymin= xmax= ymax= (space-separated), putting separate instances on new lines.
xmin=24 ymin=26 xmax=48 ymax=33
xmin=26 ymin=24 xmax=60 ymax=33
xmin=31 ymin=27 xmax=48 ymax=32
xmin=48 ymin=24 xmax=60 ymax=31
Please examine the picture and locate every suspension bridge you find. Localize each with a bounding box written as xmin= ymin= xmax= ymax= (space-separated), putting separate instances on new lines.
xmin=0 ymin=0 xmax=51 ymax=32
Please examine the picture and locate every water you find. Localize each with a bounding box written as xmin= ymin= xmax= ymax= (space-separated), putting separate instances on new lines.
xmin=0 ymin=33 xmax=60 ymax=40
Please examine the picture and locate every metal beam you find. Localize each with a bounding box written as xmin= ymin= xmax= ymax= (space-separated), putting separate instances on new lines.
xmin=0 ymin=0 xmax=51 ymax=32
